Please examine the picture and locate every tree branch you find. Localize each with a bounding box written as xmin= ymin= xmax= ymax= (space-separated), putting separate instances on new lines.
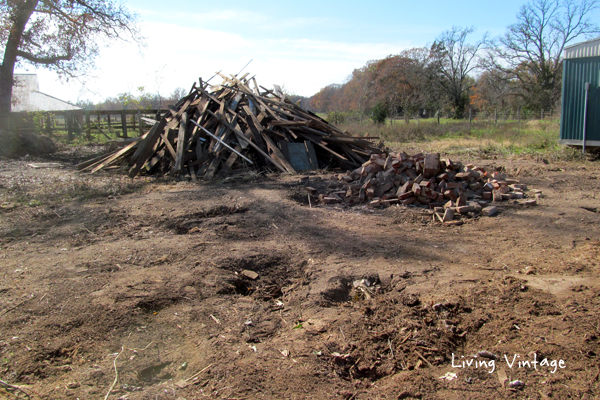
xmin=16 ymin=49 xmax=72 ymax=64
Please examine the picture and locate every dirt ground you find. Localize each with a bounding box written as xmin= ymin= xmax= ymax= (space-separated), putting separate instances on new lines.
xmin=1 ymin=149 xmax=599 ymax=400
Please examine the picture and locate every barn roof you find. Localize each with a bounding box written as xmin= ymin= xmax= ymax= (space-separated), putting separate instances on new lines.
xmin=12 ymin=74 xmax=81 ymax=112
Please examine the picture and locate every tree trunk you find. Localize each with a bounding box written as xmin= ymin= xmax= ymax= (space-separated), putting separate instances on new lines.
xmin=0 ymin=0 xmax=40 ymax=125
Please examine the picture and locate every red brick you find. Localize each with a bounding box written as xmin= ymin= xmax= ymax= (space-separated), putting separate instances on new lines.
xmin=446 ymin=182 xmax=463 ymax=190
xmin=396 ymin=181 xmax=412 ymax=196
xmin=492 ymin=190 xmax=503 ymax=202
xmin=417 ymin=195 xmax=432 ymax=204
xmin=443 ymin=208 xmax=455 ymax=222
xmin=456 ymin=205 xmax=474 ymax=214
xmin=444 ymin=190 xmax=458 ymax=201
xmin=412 ymin=183 xmax=422 ymax=196
xmin=455 ymin=171 xmax=472 ymax=180
xmin=482 ymin=206 xmax=498 ymax=216
xmin=401 ymin=197 xmax=417 ymax=205
xmin=398 ymin=191 xmax=415 ymax=200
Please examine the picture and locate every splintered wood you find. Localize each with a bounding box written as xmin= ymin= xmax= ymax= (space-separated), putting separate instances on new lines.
xmin=77 ymin=73 xmax=382 ymax=178
xmin=318 ymin=152 xmax=539 ymax=224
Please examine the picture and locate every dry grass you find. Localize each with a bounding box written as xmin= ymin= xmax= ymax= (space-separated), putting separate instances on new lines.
xmin=336 ymin=118 xmax=585 ymax=161
xmin=0 ymin=163 xmax=149 ymax=208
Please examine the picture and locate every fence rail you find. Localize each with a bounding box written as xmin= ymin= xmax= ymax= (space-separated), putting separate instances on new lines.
xmin=6 ymin=107 xmax=562 ymax=141
xmin=6 ymin=109 xmax=170 ymax=141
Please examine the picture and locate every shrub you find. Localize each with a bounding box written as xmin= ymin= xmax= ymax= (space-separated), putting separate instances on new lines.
xmin=370 ymin=102 xmax=388 ymax=124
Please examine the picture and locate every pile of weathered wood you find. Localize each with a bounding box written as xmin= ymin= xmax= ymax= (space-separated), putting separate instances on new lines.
xmin=77 ymin=73 xmax=382 ymax=178
xmin=314 ymin=152 xmax=539 ymax=223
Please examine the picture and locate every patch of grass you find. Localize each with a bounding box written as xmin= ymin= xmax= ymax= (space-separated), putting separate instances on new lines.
xmin=337 ymin=118 xmax=584 ymax=161
xmin=50 ymin=130 xmax=123 ymax=147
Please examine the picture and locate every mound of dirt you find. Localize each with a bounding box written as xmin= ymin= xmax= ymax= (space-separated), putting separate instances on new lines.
xmin=0 ymin=130 xmax=56 ymax=158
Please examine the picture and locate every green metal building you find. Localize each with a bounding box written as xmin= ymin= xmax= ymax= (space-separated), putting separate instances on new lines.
xmin=560 ymin=37 xmax=600 ymax=148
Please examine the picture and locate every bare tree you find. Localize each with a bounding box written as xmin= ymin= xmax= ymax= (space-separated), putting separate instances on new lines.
xmin=0 ymin=0 xmax=140 ymax=118
xmin=431 ymin=26 xmax=487 ymax=119
xmin=485 ymin=0 xmax=600 ymax=111
xmin=472 ymin=68 xmax=520 ymax=111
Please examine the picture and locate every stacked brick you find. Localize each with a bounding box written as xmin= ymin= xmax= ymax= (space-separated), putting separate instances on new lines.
xmin=316 ymin=152 xmax=539 ymax=223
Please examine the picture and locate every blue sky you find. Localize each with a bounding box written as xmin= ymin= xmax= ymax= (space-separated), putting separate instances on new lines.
xmin=19 ymin=0 xmax=600 ymax=103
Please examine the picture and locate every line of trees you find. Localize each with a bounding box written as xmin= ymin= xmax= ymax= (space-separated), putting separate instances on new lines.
xmin=75 ymin=86 xmax=188 ymax=111
xmin=310 ymin=0 xmax=600 ymax=121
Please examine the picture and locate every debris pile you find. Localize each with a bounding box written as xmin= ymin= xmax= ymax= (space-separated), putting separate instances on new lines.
xmin=0 ymin=130 xmax=56 ymax=158
xmin=311 ymin=152 xmax=540 ymax=223
xmin=77 ymin=73 xmax=382 ymax=178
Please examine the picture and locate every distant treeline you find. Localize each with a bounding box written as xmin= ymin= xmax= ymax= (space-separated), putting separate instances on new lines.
xmin=76 ymin=87 xmax=188 ymax=111
xmin=307 ymin=0 xmax=600 ymax=122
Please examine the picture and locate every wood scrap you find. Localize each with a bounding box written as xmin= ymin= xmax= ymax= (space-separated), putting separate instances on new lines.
xmin=77 ymin=73 xmax=383 ymax=177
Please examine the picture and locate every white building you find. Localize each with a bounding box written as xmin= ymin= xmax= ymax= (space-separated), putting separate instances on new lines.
xmin=12 ymin=74 xmax=81 ymax=112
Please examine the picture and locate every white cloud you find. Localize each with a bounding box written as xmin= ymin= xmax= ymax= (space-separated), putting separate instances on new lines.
xmin=22 ymin=20 xmax=411 ymax=103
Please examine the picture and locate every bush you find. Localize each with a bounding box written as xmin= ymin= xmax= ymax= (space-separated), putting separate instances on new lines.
xmin=370 ymin=102 xmax=388 ymax=124
xmin=326 ymin=111 xmax=345 ymax=124
xmin=0 ymin=130 xmax=57 ymax=158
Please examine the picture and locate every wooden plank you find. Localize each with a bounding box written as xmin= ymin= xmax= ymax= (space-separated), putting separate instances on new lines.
xmin=128 ymin=119 xmax=167 ymax=178
xmin=175 ymin=111 xmax=188 ymax=172
xmin=161 ymin=132 xmax=177 ymax=160
xmin=261 ymin=133 xmax=296 ymax=174
xmin=189 ymin=120 xmax=253 ymax=164
xmin=202 ymin=103 xmax=283 ymax=172
xmin=297 ymin=132 xmax=356 ymax=168
xmin=270 ymin=120 xmax=310 ymax=127
xmin=204 ymin=155 xmax=222 ymax=179
xmin=89 ymin=136 xmax=145 ymax=173
xmin=305 ymin=140 xmax=319 ymax=170
xmin=339 ymin=143 xmax=367 ymax=165
xmin=242 ymin=115 xmax=268 ymax=153
xmin=218 ymin=145 xmax=244 ymax=177
xmin=93 ymin=121 xmax=112 ymax=140
xmin=76 ymin=153 xmax=113 ymax=170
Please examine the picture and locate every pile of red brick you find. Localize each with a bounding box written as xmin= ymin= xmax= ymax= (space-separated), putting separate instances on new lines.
xmin=314 ymin=152 xmax=540 ymax=223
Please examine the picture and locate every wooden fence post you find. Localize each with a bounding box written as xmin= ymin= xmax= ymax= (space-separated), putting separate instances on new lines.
xmin=469 ymin=108 xmax=472 ymax=124
xmin=494 ymin=108 xmax=498 ymax=125
xmin=85 ymin=110 xmax=91 ymax=140
xmin=121 ymin=111 xmax=128 ymax=138
xmin=137 ymin=110 xmax=142 ymax=135
xmin=66 ymin=111 xmax=74 ymax=142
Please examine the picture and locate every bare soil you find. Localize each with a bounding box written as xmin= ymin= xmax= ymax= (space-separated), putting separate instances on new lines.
xmin=1 ymin=152 xmax=599 ymax=399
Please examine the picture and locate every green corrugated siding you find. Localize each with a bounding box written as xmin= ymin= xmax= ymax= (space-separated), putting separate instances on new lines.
xmin=560 ymin=56 xmax=600 ymax=141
